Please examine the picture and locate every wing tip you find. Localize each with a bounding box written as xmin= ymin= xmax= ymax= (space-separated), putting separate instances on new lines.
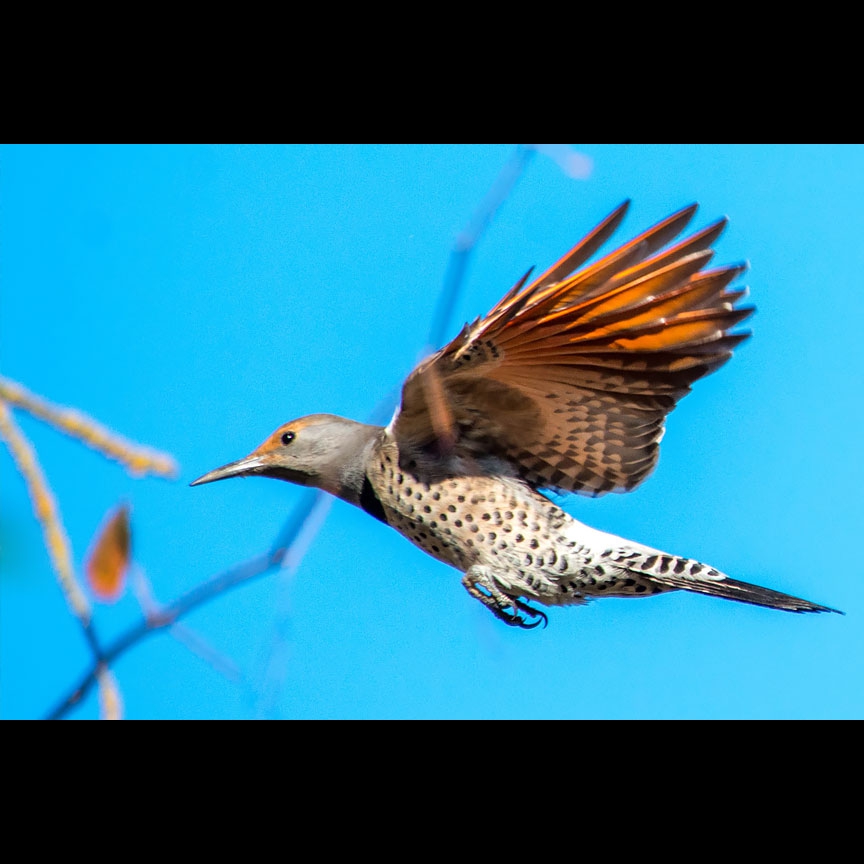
xmin=605 ymin=199 xmax=632 ymax=231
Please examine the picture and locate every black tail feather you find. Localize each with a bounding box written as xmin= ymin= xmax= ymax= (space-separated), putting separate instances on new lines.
xmin=655 ymin=574 xmax=843 ymax=615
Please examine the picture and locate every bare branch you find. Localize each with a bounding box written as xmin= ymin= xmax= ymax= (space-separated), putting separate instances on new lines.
xmin=96 ymin=665 xmax=123 ymax=720
xmin=0 ymin=399 xmax=93 ymax=627
xmin=45 ymin=548 xmax=283 ymax=719
xmin=0 ymin=376 xmax=177 ymax=479
xmin=424 ymin=144 xmax=536 ymax=356
xmin=253 ymin=144 xmax=543 ymax=715
xmin=46 ymin=144 xmax=593 ymax=719
xmin=1 ymin=378 xmax=179 ymax=719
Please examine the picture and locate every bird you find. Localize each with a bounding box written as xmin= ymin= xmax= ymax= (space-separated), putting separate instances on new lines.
xmin=191 ymin=200 xmax=841 ymax=628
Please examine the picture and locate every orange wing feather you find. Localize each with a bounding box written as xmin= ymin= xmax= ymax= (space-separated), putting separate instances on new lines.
xmin=395 ymin=203 xmax=752 ymax=495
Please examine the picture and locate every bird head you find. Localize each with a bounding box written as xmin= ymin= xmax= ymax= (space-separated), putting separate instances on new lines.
xmin=190 ymin=413 xmax=380 ymax=498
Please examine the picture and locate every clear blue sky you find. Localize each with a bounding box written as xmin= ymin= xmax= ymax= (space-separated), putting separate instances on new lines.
xmin=2 ymin=144 xmax=861 ymax=719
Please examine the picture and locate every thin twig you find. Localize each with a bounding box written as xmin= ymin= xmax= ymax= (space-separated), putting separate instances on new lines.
xmin=279 ymin=145 xmax=542 ymax=572
xmin=129 ymin=563 xmax=242 ymax=682
xmin=0 ymin=400 xmax=93 ymax=626
xmin=96 ymin=664 xmax=123 ymax=720
xmin=2 ymin=377 xmax=180 ymax=718
xmin=423 ymin=144 xmax=536 ymax=356
xmin=0 ymin=377 xmax=177 ymax=479
xmin=46 ymin=541 xmax=294 ymax=718
xmin=1 ymin=397 xmax=120 ymax=715
xmin=170 ymin=624 xmax=244 ymax=683
xmin=254 ymin=144 xmax=543 ymax=716
xmin=46 ymin=144 xmax=591 ymax=719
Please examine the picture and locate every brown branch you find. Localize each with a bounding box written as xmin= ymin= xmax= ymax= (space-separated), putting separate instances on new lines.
xmin=46 ymin=488 xmax=334 ymax=719
xmin=45 ymin=547 xmax=286 ymax=719
xmin=1 ymin=378 xmax=180 ymax=718
xmin=45 ymin=144 xmax=592 ymax=719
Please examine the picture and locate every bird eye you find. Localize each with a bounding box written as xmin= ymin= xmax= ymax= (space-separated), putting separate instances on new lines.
xmin=281 ymin=430 xmax=296 ymax=446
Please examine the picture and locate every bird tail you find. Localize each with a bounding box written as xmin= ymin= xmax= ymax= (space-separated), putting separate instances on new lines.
xmin=616 ymin=549 xmax=843 ymax=614
xmin=651 ymin=572 xmax=842 ymax=614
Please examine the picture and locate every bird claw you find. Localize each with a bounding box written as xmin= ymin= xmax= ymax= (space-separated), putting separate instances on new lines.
xmin=462 ymin=567 xmax=548 ymax=630
xmin=487 ymin=596 xmax=548 ymax=629
xmin=508 ymin=599 xmax=548 ymax=629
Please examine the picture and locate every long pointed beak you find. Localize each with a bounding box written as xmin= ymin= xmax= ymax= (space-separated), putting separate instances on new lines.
xmin=189 ymin=454 xmax=264 ymax=486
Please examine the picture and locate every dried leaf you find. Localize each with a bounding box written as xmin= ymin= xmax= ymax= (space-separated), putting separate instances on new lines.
xmin=86 ymin=504 xmax=131 ymax=602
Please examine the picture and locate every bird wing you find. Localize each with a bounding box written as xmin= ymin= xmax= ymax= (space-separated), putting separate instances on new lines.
xmin=392 ymin=201 xmax=753 ymax=495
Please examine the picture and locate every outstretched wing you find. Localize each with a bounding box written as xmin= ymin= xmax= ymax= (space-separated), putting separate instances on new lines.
xmin=392 ymin=201 xmax=753 ymax=495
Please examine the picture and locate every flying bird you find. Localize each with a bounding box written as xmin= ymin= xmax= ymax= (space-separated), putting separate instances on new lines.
xmin=192 ymin=201 xmax=841 ymax=627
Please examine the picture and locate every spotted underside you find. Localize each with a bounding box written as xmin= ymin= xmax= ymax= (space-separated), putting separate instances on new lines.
xmin=365 ymin=436 xmax=668 ymax=605
xmin=364 ymin=433 xmax=840 ymax=620
xmin=192 ymin=201 xmax=841 ymax=626
xmin=393 ymin=201 xmax=753 ymax=495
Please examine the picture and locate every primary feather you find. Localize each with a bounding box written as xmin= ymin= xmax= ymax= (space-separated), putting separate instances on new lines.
xmin=394 ymin=200 xmax=753 ymax=495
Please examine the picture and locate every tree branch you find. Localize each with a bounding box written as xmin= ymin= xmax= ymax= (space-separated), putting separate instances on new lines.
xmin=45 ymin=144 xmax=590 ymax=719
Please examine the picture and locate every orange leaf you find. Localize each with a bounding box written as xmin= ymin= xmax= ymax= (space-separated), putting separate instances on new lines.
xmin=86 ymin=504 xmax=131 ymax=602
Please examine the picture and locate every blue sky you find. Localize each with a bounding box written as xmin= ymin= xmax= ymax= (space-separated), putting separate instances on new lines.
xmin=1 ymin=143 xmax=862 ymax=719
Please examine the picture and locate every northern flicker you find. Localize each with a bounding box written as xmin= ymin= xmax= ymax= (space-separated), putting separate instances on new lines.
xmin=192 ymin=201 xmax=841 ymax=627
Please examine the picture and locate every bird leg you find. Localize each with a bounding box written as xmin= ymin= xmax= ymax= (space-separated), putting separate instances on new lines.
xmin=462 ymin=566 xmax=548 ymax=629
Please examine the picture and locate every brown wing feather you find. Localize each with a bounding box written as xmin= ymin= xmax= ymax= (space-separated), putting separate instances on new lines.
xmin=394 ymin=203 xmax=752 ymax=495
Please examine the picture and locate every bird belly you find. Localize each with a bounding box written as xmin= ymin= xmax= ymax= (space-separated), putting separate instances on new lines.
xmin=366 ymin=451 xmax=663 ymax=606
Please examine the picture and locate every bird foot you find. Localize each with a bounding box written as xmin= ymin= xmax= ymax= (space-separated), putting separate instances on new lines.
xmin=462 ymin=567 xmax=548 ymax=629
xmin=496 ymin=598 xmax=548 ymax=629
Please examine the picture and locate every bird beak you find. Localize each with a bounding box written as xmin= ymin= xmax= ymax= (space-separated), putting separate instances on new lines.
xmin=189 ymin=454 xmax=265 ymax=486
